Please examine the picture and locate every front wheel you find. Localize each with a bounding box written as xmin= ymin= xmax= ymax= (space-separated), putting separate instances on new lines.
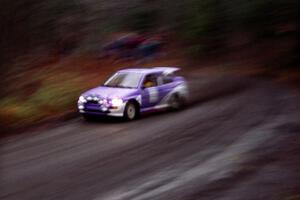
xmin=124 ymin=102 xmax=138 ymax=120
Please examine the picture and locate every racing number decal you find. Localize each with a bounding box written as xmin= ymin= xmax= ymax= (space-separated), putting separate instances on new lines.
xmin=148 ymin=88 xmax=158 ymax=103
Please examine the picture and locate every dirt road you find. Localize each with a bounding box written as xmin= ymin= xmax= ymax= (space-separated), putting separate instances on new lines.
xmin=1 ymin=76 xmax=299 ymax=200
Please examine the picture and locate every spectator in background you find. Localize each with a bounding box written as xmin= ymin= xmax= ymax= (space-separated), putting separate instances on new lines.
xmin=138 ymin=35 xmax=163 ymax=62
xmin=102 ymin=33 xmax=145 ymax=60
xmin=101 ymin=32 xmax=165 ymax=62
xmin=102 ymin=39 xmax=124 ymax=59
xmin=120 ymin=33 xmax=146 ymax=59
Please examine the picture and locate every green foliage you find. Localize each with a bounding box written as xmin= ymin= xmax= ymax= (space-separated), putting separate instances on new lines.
xmin=175 ymin=0 xmax=299 ymax=58
xmin=0 ymin=71 xmax=85 ymax=132
xmin=0 ymin=97 xmax=41 ymax=128
xmin=178 ymin=0 xmax=224 ymax=55
xmin=29 ymin=72 xmax=85 ymax=109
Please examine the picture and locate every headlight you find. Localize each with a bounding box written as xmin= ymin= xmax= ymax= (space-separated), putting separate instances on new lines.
xmin=78 ymin=96 xmax=86 ymax=103
xmin=111 ymin=98 xmax=123 ymax=107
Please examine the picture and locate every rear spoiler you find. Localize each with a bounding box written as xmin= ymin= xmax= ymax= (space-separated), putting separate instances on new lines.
xmin=154 ymin=67 xmax=180 ymax=75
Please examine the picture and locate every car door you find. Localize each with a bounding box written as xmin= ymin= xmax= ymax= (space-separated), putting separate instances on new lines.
xmin=141 ymin=73 xmax=160 ymax=108
xmin=156 ymin=74 xmax=175 ymax=104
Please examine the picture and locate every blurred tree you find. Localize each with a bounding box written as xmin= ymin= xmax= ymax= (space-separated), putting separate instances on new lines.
xmin=177 ymin=0 xmax=227 ymax=56
xmin=0 ymin=0 xmax=87 ymax=68
xmin=0 ymin=0 xmax=299 ymax=71
xmin=122 ymin=7 xmax=159 ymax=33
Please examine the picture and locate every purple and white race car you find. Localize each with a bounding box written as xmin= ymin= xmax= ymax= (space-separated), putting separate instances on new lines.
xmin=78 ymin=67 xmax=189 ymax=120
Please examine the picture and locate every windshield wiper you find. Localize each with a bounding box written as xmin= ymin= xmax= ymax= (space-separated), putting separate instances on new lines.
xmin=102 ymin=84 xmax=135 ymax=89
xmin=102 ymin=85 xmax=117 ymax=88
xmin=118 ymin=85 xmax=135 ymax=89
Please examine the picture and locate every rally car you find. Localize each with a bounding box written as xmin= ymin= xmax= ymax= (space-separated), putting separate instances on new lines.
xmin=77 ymin=67 xmax=189 ymax=120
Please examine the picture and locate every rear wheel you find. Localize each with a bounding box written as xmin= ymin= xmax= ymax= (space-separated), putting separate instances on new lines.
xmin=169 ymin=94 xmax=184 ymax=110
xmin=124 ymin=102 xmax=138 ymax=120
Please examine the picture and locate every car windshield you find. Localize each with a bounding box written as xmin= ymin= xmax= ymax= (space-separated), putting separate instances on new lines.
xmin=103 ymin=72 xmax=142 ymax=89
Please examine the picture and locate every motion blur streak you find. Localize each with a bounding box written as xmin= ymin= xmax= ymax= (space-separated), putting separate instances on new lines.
xmin=1 ymin=76 xmax=300 ymax=200
xmin=1 ymin=0 xmax=300 ymax=199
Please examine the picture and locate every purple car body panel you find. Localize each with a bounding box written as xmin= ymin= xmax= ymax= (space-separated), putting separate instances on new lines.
xmin=78 ymin=67 xmax=188 ymax=117
xmin=82 ymin=87 xmax=139 ymax=100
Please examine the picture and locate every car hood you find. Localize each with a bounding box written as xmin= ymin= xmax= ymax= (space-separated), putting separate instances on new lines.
xmin=82 ymin=86 xmax=138 ymax=99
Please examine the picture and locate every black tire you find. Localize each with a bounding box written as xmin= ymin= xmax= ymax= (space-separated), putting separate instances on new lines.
xmin=169 ymin=94 xmax=184 ymax=110
xmin=124 ymin=102 xmax=138 ymax=120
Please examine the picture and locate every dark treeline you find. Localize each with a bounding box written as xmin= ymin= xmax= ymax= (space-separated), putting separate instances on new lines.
xmin=0 ymin=0 xmax=86 ymax=66
xmin=178 ymin=0 xmax=300 ymax=65
xmin=0 ymin=0 xmax=299 ymax=69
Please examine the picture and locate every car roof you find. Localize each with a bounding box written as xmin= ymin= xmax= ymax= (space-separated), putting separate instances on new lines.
xmin=118 ymin=67 xmax=179 ymax=75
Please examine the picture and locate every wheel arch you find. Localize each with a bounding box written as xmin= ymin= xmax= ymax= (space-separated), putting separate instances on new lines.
xmin=126 ymin=99 xmax=140 ymax=112
xmin=124 ymin=98 xmax=140 ymax=120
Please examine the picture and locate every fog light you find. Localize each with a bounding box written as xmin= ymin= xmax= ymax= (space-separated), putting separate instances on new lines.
xmin=78 ymin=105 xmax=84 ymax=110
xmin=78 ymin=96 xmax=87 ymax=103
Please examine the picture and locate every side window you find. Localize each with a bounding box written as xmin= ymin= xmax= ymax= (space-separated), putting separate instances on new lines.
xmin=143 ymin=74 xmax=159 ymax=88
xmin=159 ymin=74 xmax=173 ymax=85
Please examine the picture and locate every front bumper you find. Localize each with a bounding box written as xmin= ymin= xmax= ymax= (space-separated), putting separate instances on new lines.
xmin=78 ymin=101 xmax=126 ymax=117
